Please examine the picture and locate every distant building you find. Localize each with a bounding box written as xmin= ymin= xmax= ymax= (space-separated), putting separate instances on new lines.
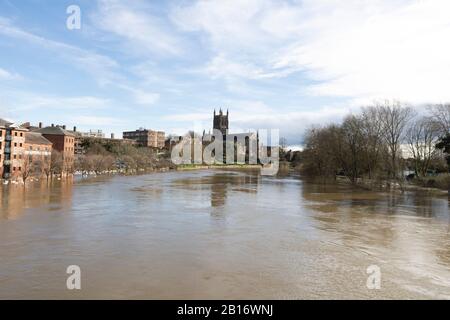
xmin=123 ymin=128 xmax=165 ymax=149
xmin=68 ymin=126 xmax=136 ymax=155
xmin=77 ymin=129 xmax=105 ymax=139
xmin=35 ymin=125 xmax=75 ymax=174
xmin=0 ymin=118 xmax=27 ymax=180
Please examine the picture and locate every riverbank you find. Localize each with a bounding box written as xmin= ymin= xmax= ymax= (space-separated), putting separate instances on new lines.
xmin=176 ymin=164 xmax=262 ymax=171
xmin=410 ymin=175 xmax=450 ymax=192
xmin=0 ymin=164 xmax=266 ymax=186
xmin=295 ymin=170 xmax=449 ymax=196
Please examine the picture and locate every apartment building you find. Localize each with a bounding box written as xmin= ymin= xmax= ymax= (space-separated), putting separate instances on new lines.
xmin=123 ymin=128 xmax=165 ymax=149
xmin=0 ymin=118 xmax=27 ymax=180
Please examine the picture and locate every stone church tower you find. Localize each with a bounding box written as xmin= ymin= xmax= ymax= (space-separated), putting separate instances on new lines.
xmin=213 ymin=109 xmax=229 ymax=135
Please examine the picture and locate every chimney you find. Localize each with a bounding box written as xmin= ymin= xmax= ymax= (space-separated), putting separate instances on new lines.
xmin=111 ymin=133 xmax=115 ymax=139
xmin=62 ymin=125 xmax=66 ymax=130
xmin=39 ymin=122 xmax=42 ymax=128
xmin=73 ymin=126 xmax=77 ymax=132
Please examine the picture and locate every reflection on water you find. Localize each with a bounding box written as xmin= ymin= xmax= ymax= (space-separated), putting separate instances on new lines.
xmin=0 ymin=170 xmax=449 ymax=299
xmin=0 ymin=178 xmax=73 ymax=220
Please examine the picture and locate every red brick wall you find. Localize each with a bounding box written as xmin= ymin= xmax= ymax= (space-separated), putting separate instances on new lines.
xmin=41 ymin=134 xmax=75 ymax=173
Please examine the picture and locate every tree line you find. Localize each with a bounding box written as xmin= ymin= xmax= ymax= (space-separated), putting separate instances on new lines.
xmin=74 ymin=138 xmax=174 ymax=175
xmin=300 ymin=101 xmax=450 ymax=189
xmin=14 ymin=138 xmax=175 ymax=183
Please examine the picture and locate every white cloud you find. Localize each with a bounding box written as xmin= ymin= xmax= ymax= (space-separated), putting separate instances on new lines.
xmin=1 ymin=92 xmax=110 ymax=112
xmin=115 ymin=84 xmax=160 ymax=105
xmin=132 ymin=90 xmax=160 ymax=105
xmin=272 ymin=0 xmax=450 ymax=103
xmin=163 ymin=113 xmax=210 ymax=122
xmin=0 ymin=67 xmax=22 ymax=80
xmin=203 ymin=55 xmax=288 ymax=80
xmin=172 ymin=0 xmax=450 ymax=103
xmin=71 ymin=115 xmax=126 ymax=126
xmin=0 ymin=17 xmax=166 ymax=106
xmin=93 ymin=0 xmax=182 ymax=56
xmin=0 ymin=17 xmax=119 ymax=85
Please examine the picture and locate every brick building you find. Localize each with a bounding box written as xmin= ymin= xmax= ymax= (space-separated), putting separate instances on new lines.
xmin=24 ymin=132 xmax=52 ymax=171
xmin=35 ymin=125 xmax=75 ymax=174
xmin=123 ymin=128 xmax=165 ymax=149
xmin=0 ymin=119 xmax=27 ymax=180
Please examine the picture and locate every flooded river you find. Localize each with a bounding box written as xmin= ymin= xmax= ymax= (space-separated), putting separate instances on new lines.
xmin=0 ymin=170 xmax=449 ymax=299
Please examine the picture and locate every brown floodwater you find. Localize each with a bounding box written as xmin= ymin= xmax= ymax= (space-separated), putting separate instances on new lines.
xmin=0 ymin=169 xmax=449 ymax=299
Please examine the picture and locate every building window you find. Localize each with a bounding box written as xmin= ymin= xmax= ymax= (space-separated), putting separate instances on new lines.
xmin=20 ymin=132 xmax=23 ymax=137
xmin=19 ymin=155 xmax=22 ymax=160
xmin=18 ymin=167 xmax=21 ymax=171
xmin=13 ymin=154 xmax=16 ymax=159
xmin=14 ymin=143 xmax=17 ymax=147
xmin=14 ymin=132 xmax=17 ymax=136
xmin=19 ymin=143 xmax=22 ymax=147
xmin=13 ymin=167 xmax=16 ymax=171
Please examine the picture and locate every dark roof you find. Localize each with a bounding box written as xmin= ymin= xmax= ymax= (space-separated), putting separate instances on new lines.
xmin=0 ymin=118 xmax=13 ymax=127
xmin=0 ymin=118 xmax=28 ymax=130
xmin=25 ymin=132 xmax=52 ymax=145
xmin=36 ymin=126 xmax=75 ymax=137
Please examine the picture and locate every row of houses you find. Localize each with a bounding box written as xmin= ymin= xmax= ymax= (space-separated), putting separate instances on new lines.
xmin=1 ymin=118 xmax=166 ymax=181
xmin=0 ymin=119 xmax=73 ymax=180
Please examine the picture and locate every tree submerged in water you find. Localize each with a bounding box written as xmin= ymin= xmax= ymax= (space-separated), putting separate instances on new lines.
xmin=436 ymin=134 xmax=450 ymax=192
xmin=436 ymin=134 xmax=450 ymax=167
xmin=300 ymin=101 xmax=449 ymax=190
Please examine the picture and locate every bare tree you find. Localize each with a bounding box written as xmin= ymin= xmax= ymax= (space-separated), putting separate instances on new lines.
xmin=377 ymin=101 xmax=414 ymax=180
xmin=20 ymin=154 xmax=33 ymax=183
xmin=301 ymin=125 xmax=342 ymax=179
xmin=42 ymin=154 xmax=52 ymax=182
xmin=340 ymin=115 xmax=365 ymax=183
xmin=50 ymin=151 xmax=63 ymax=178
xmin=406 ymin=117 xmax=441 ymax=177
xmin=279 ymin=137 xmax=288 ymax=150
xmin=428 ymin=104 xmax=450 ymax=136
xmin=360 ymin=107 xmax=385 ymax=180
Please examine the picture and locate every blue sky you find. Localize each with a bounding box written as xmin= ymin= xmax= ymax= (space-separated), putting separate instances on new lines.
xmin=1 ymin=0 xmax=450 ymax=145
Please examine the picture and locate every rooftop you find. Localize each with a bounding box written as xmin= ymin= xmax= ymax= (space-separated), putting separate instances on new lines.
xmin=0 ymin=118 xmax=13 ymax=128
xmin=25 ymin=132 xmax=52 ymax=145
xmin=0 ymin=118 xmax=27 ymax=130
xmin=35 ymin=126 xmax=75 ymax=137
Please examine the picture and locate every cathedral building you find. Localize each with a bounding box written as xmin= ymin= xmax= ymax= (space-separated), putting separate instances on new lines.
xmin=203 ymin=109 xmax=258 ymax=165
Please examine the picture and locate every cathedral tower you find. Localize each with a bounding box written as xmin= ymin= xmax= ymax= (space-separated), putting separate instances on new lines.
xmin=213 ymin=109 xmax=229 ymax=135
